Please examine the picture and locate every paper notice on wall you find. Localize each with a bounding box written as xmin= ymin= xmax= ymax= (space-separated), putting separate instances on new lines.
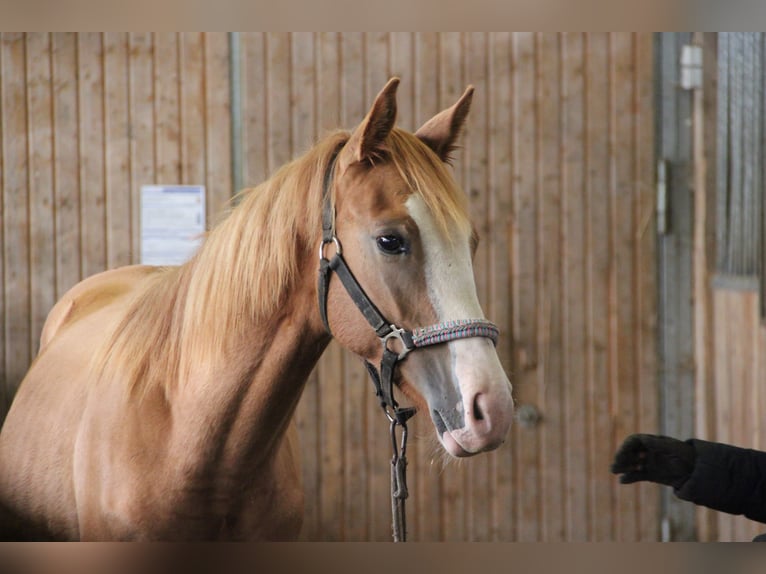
xmin=140 ymin=185 xmax=205 ymax=266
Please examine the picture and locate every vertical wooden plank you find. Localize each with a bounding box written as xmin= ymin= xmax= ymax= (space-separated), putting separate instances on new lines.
xmin=414 ymin=32 xmax=439 ymax=125
xmin=290 ymin=33 xmax=316 ymax=164
xmin=635 ymin=32 xmax=660 ymax=541
xmin=750 ymin=299 xmax=763 ymax=542
xmin=511 ymin=31 xmax=542 ymax=542
xmin=266 ymin=33 xmax=291 ymax=174
xmin=412 ymin=31 xmax=443 ymax=543
xmin=561 ymin=32 xmax=589 ymax=541
xmin=1 ymin=33 xmax=31 ymax=406
xmin=154 ymin=33 xmax=181 ymax=185
xmin=316 ymin=33 xmax=340 ymax=135
xmin=127 ymin=33 xmax=155 ymax=264
xmin=732 ymin=291 xmax=758 ymax=542
xmin=203 ymin=33 xmax=232 ymax=221
xmin=389 ymin=32 xmax=413 ymax=132
xmin=584 ymin=32 xmax=614 ymax=541
xmin=712 ymin=291 xmax=732 ymax=540
xmin=51 ymin=33 xmax=81 ymax=297
xmin=26 ymin=33 xmax=56 ymax=357
xmin=78 ymin=33 xmax=106 ymax=278
xmin=241 ymin=33 xmax=267 ymax=190
xmin=340 ymin=356 xmax=371 ymax=541
xmin=317 ymin=335 xmax=344 ymax=541
xmin=741 ymin=294 xmax=757 ymax=541
xmin=439 ymin=31 xmax=463 ymax=107
xmin=103 ymin=32 xmax=132 ymax=269
xmin=179 ymin=32 xmax=206 ymax=188
xmin=611 ymin=32 xmax=639 ymax=541
xmin=464 ymin=31 xmax=492 ymax=542
xmin=733 ymin=293 xmax=752 ymax=542
xmin=694 ymin=32 xmax=718 ymax=543
xmin=752 ymin=311 xmax=762 ymax=542
xmin=363 ymin=31 xmax=394 ymax=542
xmin=536 ymin=32 xmax=566 ymax=542
xmin=716 ymin=289 xmax=730 ymax=543
xmin=487 ymin=31 xmax=514 ymax=542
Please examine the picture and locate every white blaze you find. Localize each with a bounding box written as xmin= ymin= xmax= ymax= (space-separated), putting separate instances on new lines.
xmin=405 ymin=195 xmax=511 ymax=444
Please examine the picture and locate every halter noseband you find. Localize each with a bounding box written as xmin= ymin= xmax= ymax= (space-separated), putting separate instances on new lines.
xmin=316 ymin=148 xmax=499 ymax=541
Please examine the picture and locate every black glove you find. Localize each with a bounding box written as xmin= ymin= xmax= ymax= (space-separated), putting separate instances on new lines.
xmin=610 ymin=433 xmax=696 ymax=490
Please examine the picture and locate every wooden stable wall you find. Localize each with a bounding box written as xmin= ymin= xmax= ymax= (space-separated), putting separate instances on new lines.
xmin=0 ymin=32 xmax=232 ymax=415
xmin=707 ymin=291 xmax=766 ymax=541
xmin=0 ymin=32 xmax=658 ymax=541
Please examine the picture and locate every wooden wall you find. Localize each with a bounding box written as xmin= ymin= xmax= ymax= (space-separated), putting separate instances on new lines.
xmin=706 ymin=290 xmax=766 ymax=541
xmin=0 ymin=32 xmax=659 ymax=541
xmin=0 ymin=32 xmax=232 ymax=416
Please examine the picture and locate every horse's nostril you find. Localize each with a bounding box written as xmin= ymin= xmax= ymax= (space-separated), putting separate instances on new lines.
xmin=472 ymin=393 xmax=485 ymax=422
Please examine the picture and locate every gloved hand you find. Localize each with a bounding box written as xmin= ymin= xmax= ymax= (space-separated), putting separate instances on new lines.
xmin=610 ymin=433 xmax=696 ymax=490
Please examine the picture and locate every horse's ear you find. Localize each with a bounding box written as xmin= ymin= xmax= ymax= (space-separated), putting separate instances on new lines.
xmin=340 ymin=77 xmax=399 ymax=169
xmin=415 ymin=85 xmax=474 ymax=163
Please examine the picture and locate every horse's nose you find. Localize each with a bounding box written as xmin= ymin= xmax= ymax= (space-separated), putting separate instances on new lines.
xmin=463 ymin=389 xmax=514 ymax=451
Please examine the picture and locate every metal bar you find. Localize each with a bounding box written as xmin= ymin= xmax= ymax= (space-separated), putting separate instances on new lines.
xmin=743 ymin=33 xmax=754 ymax=275
xmin=729 ymin=34 xmax=743 ymax=275
xmin=229 ymin=32 xmax=244 ymax=197
xmin=657 ymin=31 xmax=696 ymax=541
xmin=657 ymin=158 xmax=670 ymax=235
xmin=761 ymin=33 xmax=766 ymax=319
xmin=716 ymin=33 xmax=729 ymax=271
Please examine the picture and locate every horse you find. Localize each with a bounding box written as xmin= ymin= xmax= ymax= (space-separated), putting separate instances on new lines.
xmin=0 ymin=78 xmax=514 ymax=541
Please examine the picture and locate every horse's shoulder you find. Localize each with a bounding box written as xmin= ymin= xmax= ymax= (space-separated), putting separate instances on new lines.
xmin=40 ymin=265 xmax=160 ymax=348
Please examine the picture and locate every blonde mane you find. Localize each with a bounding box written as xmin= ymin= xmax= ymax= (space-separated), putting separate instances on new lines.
xmin=93 ymin=128 xmax=471 ymax=397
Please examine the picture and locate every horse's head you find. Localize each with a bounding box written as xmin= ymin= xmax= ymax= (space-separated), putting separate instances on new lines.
xmin=323 ymin=78 xmax=513 ymax=458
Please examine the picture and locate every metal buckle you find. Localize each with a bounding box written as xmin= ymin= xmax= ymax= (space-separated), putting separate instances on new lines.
xmin=319 ymin=236 xmax=342 ymax=260
xmin=381 ymin=325 xmax=413 ymax=360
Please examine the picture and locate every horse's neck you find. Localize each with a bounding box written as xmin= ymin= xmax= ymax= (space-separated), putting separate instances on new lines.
xmin=166 ymin=261 xmax=329 ymax=481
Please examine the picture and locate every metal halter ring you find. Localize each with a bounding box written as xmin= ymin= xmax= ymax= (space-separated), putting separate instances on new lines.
xmin=381 ymin=325 xmax=414 ymax=360
xmin=319 ymin=236 xmax=342 ymax=260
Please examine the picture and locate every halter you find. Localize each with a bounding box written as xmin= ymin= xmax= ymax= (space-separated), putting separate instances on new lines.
xmin=317 ymin=149 xmax=499 ymax=542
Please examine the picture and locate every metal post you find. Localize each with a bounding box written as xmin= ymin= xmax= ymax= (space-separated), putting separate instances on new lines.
xmin=656 ymin=31 xmax=696 ymax=541
xmin=229 ymin=32 xmax=244 ymax=198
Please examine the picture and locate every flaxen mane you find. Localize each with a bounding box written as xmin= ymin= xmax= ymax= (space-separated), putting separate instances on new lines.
xmin=93 ymin=128 xmax=471 ymax=398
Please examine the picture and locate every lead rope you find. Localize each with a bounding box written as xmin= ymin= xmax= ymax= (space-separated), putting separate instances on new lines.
xmin=389 ymin=415 xmax=409 ymax=542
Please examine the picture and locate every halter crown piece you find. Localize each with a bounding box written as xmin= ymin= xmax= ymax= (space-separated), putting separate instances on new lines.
xmin=316 ymin=149 xmax=500 ymax=542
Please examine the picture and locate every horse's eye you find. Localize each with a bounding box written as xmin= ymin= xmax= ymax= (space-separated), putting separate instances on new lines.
xmin=376 ymin=234 xmax=407 ymax=255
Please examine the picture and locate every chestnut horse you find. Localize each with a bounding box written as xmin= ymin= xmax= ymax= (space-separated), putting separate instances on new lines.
xmin=0 ymin=78 xmax=513 ymax=540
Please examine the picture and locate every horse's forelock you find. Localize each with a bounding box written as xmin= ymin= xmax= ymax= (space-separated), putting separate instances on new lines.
xmin=387 ymin=129 xmax=471 ymax=241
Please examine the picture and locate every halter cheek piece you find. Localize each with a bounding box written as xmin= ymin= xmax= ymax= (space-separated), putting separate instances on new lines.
xmin=316 ymin=148 xmax=499 ymax=541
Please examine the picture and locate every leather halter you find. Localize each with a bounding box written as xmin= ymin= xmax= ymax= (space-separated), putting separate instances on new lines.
xmin=316 ymin=148 xmax=499 ymax=541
